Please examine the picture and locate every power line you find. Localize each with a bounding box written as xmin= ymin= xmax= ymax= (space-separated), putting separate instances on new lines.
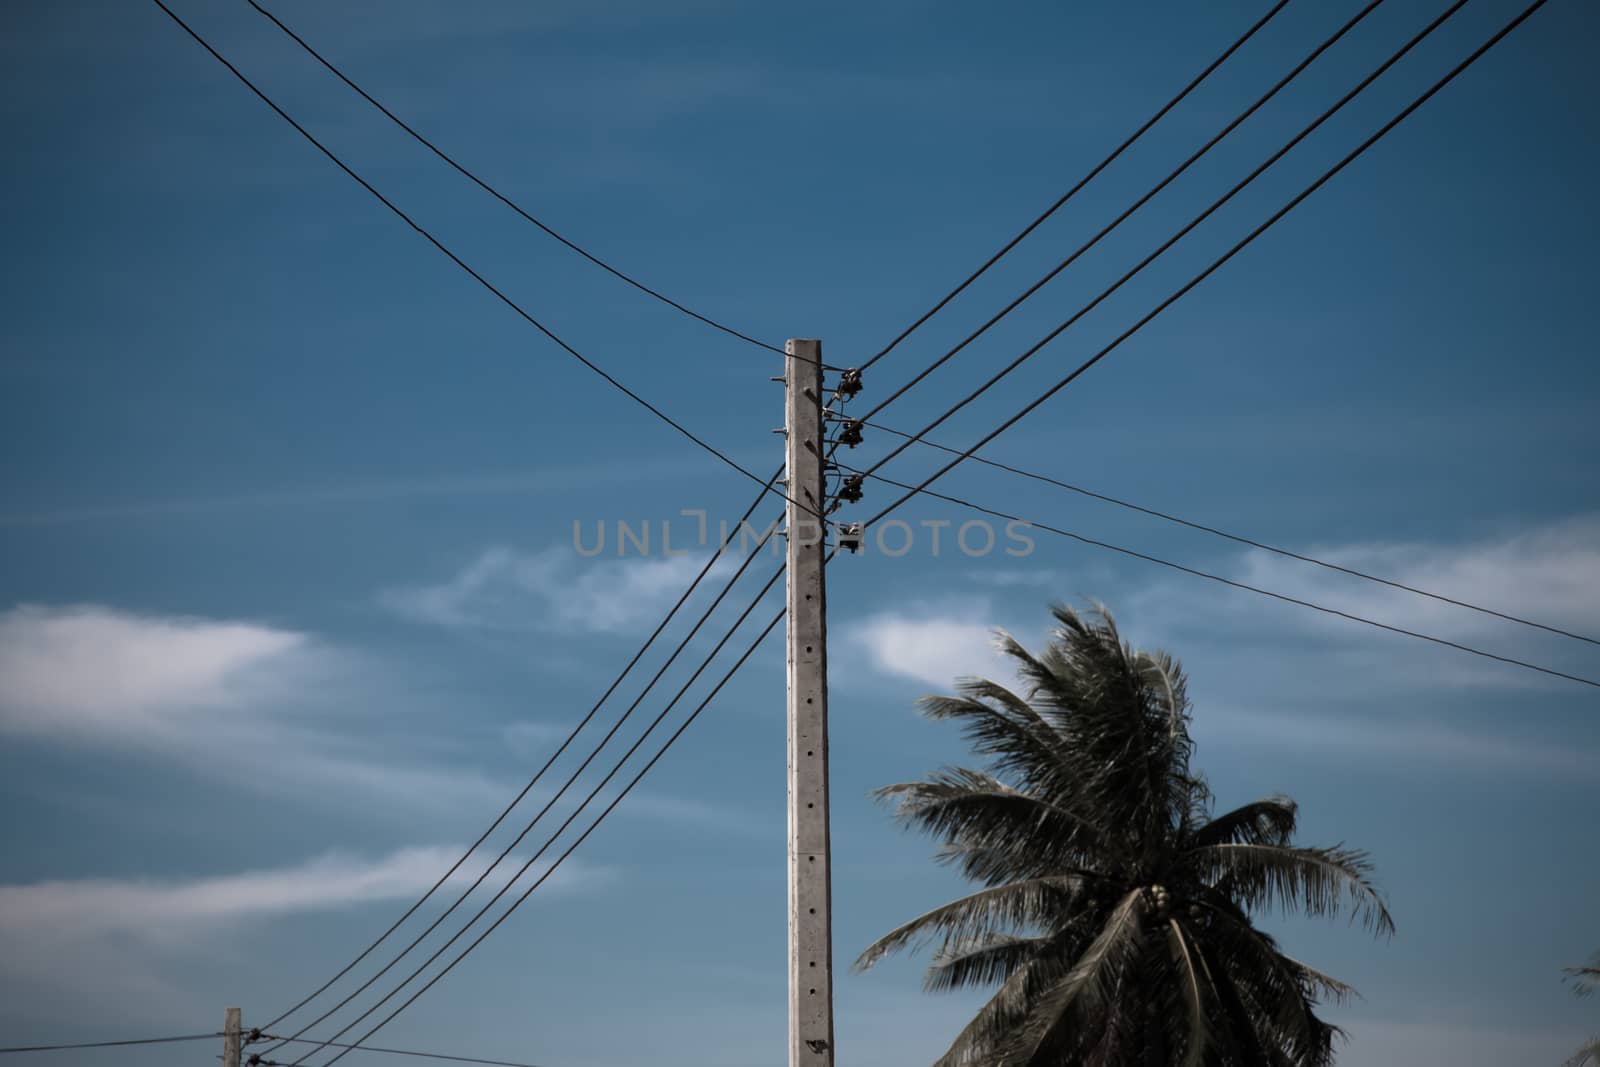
xmin=858 ymin=418 xmax=1600 ymax=648
xmin=860 ymin=0 xmax=1551 ymax=532
xmin=241 ymin=0 xmax=802 ymax=363
xmin=256 ymin=1035 xmax=546 ymax=1067
xmin=852 ymin=0 xmax=1386 ymax=427
xmin=271 ymin=512 xmax=785 ymax=1062
xmin=261 ymin=466 xmax=783 ymax=1039
xmin=859 ymin=0 xmax=1295 ymax=372
xmin=314 ymin=566 xmax=797 ymax=1067
xmin=853 ymin=0 xmax=1470 ymax=486
xmin=0 ymin=1033 xmax=220 ymax=1055
xmin=841 ymin=463 xmax=1600 ymax=690
xmin=149 ymin=0 xmax=803 ymax=507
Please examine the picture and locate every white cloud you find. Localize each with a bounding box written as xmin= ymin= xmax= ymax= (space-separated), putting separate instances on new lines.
xmin=0 ymin=604 xmax=517 ymax=819
xmin=0 ymin=846 xmax=596 ymax=941
xmin=0 ymin=604 xmax=308 ymax=740
xmin=1231 ymin=514 xmax=1600 ymax=645
xmin=382 ymin=546 xmax=715 ymax=634
xmin=0 ymin=846 xmax=603 ymax=1018
xmin=1127 ymin=513 xmax=1600 ymax=691
xmin=848 ymin=599 xmax=1012 ymax=688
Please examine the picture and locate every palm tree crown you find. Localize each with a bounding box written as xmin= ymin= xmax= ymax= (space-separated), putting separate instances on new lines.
xmin=856 ymin=603 xmax=1394 ymax=1067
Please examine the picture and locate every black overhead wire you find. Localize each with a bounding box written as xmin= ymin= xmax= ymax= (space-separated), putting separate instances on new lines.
xmin=148 ymin=0 xmax=825 ymax=520
xmin=858 ymin=0 xmax=1296 ymax=372
xmin=839 ymin=463 xmax=1600 ymax=690
xmin=0 ymin=1034 xmax=221 ymax=1055
xmin=252 ymin=1035 xmax=546 ymax=1067
xmin=313 ymin=561 xmax=802 ymax=1067
xmin=240 ymin=1 xmax=816 ymax=365
xmin=270 ymin=505 xmax=786 ymax=1063
xmin=851 ymin=0 xmax=1387 ymax=427
xmin=258 ymin=461 xmax=784 ymax=1038
xmin=855 ymin=418 xmax=1600 ymax=648
xmin=852 ymin=0 xmax=1473 ymax=491
xmin=858 ymin=0 xmax=1550 ymax=529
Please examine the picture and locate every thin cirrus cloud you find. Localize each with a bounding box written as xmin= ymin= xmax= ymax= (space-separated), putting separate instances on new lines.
xmin=1125 ymin=511 xmax=1600 ymax=692
xmin=0 ymin=845 xmax=602 ymax=1021
xmin=0 ymin=845 xmax=596 ymax=941
xmin=843 ymin=515 xmax=1600 ymax=779
xmin=0 ymin=603 xmax=510 ymax=817
xmin=0 ymin=604 xmax=309 ymax=741
xmin=381 ymin=545 xmax=718 ymax=634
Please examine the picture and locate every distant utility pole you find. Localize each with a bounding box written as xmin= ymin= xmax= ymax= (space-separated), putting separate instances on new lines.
xmin=784 ymin=339 xmax=835 ymax=1067
xmin=223 ymin=1007 xmax=241 ymax=1067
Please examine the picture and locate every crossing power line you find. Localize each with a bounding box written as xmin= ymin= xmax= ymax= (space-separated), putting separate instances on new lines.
xmin=255 ymin=1035 xmax=548 ymax=1067
xmin=240 ymin=0 xmax=796 ymax=361
xmin=850 ymin=0 xmax=1472 ymax=489
xmin=311 ymin=565 xmax=797 ymax=1067
xmin=0 ymin=1033 xmax=221 ymax=1055
xmin=256 ymin=462 xmax=784 ymax=1038
xmin=850 ymin=0 xmax=1388 ymax=429
xmin=856 ymin=418 xmax=1600 ymax=648
xmin=839 ymin=463 xmax=1600 ymax=690
xmin=148 ymin=0 xmax=813 ymax=512
xmin=854 ymin=0 xmax=1552 ymax=534
xmin=858 ymin=0 xmax=1295 ymax=372
xmin=270 ymin=517 xmax=786 ymax=1064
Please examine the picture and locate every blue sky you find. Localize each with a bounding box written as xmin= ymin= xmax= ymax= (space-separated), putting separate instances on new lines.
xmin=1 ymin=0 xmax=1596 ymax=1064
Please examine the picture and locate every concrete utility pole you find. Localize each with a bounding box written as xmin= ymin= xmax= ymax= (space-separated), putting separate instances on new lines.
xmin=223 ymin=1007 xmax=241 ymax=1067
xmin=784 ymin=339 xmax=835 ymax=1067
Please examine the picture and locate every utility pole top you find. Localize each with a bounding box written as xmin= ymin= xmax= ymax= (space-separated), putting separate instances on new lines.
xmin=223 ymin=1008 xmax=241 ymax=1067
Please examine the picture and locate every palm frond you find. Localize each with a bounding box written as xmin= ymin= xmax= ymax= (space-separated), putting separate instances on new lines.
xmin=1566 ymin=951 xmax=1600 ymax=996
xmin=930 ymin=942 xmax=1082 ymax=1067
xmin=1197 ymin=903 xmax=1347 ymax=1066
xmin=1564 ymin=1036 xmax=1600 ymax=1067
xmin=1004 ymin=888 xmax=1146 ymax=1066
xmin=1165 ymin=918 xmax=1214 ymax=1067
xmin=924 ymin=934 xmax=1053 ymax=992
xmin=917 ymin=689 xmax=1079 ymax=801
xmin=1193 ymin=797 xmax=1300 ymax=848
xmin=1186 ymin=842 xmax=1396 ymax=936
xmin=871 ymin=768 xmax=1106 ymax=875
xmin=852 ymin=876 xmax=1089 ymax=973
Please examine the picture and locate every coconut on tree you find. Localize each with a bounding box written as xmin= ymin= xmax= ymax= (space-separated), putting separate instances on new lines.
xmin=856 ymin=603 xmax=1393 ymax=1066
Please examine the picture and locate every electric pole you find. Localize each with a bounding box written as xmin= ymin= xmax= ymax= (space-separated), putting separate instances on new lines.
xmin=223 ymin=1007 xmax=241 ymax=1067
xmin=785 ymin=339 xmax=835 ymax=1067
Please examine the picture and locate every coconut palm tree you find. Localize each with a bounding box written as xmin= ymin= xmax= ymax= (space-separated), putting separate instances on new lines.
xmin=1564 ymin=952 xmax=1600 ymax=1067
xmin=855 ymin=603 xmax=1393 ymax=1067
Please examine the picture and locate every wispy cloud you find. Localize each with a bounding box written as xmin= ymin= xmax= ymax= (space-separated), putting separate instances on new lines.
xmin=0 ymin=846 xmax=603 ymax=1018
xmin=0 ymin=604 xmax=504 ymax=817
xmin=0 ymin=455 xmax=702 ymax=528
xmin=0 ymin=846 xmax=597 ymax=941
xmin=1126 ymin=513 xmax=1600 ymax=691
xmin=1197 ymin=707 xmax=1596 ymax=783
xmin=382 ymin=546 xmax=713 ymax=634
xmin=0 ymin=605 xmax=309 ymax=741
